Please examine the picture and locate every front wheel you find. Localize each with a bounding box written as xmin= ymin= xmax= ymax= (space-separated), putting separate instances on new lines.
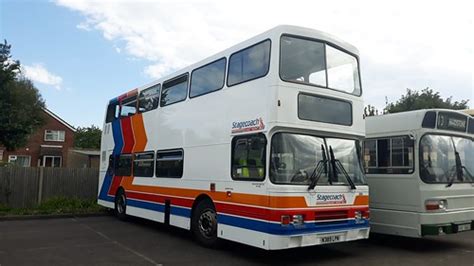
xmin=115 ymin=189 xmax=127 ymax=221
xmin=191 ymin=199 xmax=218 ymax=247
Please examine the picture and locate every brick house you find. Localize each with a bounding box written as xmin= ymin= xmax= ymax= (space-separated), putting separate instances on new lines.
xmin=0 ymin=108 xmax=76 ymax=167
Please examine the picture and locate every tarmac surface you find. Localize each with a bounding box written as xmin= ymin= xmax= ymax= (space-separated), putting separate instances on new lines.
xmin=1 ymin=215 xmax=473 ymax=265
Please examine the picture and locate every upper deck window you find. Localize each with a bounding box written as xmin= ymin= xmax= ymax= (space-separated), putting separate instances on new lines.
xmin=190 ymin=58 xmax=226 ymax=98
xmin=280 ymin=35 xmax=361 ymax=96
xmin=138 ymin=84 xmax=160 ymax=113
xmin=106 ymin=102 xmax=119 ymax=123
xmin=120 ymin=96 xmax=137 ymax=117
xmin=228 ymin=40 xmax=271 ymax=86
xmin=161 ymin=74 xmax=188 ymax=107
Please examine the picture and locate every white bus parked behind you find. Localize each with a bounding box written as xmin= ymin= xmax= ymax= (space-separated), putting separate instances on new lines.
xmin=365 ymin=109 xmax=474 ymax=237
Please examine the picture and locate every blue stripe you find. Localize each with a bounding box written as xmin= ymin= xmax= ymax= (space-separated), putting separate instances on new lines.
xmin=98 ymin=172 xmax=115 ymax=201
xmin=127 ymin=199 xmax=191 ymax=218
xmin=112 ymin=118 xmax=123 ymax=155
xmin=98 ymin=99 xmax=123 ymax=202
xmin=218 ymin=214 xmax=369 ymax=235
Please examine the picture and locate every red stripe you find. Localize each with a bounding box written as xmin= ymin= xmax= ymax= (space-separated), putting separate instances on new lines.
xmin=126 ymin=191 xmax=194 ymax=208
xmin=108 ymin=176 xmax=123 ymax=196
xmin=121 ymin=117 xmax=135 ymax=153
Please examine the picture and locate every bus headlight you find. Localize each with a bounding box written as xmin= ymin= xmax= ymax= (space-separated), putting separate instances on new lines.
xmin=425 ymin=199 xmax=447 ymax=211
xmin=281 ymin=214 xmax=304 ymax=226
xmin=292 ymin=214 xmax=304 ymax=226
xmin=354 ymin=210 xmax=364 ymax=223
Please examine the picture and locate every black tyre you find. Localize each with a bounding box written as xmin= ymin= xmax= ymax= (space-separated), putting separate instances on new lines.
xmin=191 ymin=199 xmax=218 ymax=247
xmin=114 ymin=189 xmax=127 ymax=221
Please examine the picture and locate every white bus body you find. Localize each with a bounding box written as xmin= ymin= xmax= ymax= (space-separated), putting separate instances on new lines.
xmin=365 ymin=109 xmax=474 ymax=237
xmin=98 ymin=25 xmax=369 ymax=250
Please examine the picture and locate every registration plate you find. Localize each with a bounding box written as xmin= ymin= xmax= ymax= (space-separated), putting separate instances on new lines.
xmin=320 ymin=235 xmax=341 ymax=244
xmin=457 ymin=223 xmax=471 ymax=232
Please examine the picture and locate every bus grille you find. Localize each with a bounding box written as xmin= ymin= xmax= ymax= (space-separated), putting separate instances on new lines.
xmin=315 ymin=210 xmax=348 ymax=221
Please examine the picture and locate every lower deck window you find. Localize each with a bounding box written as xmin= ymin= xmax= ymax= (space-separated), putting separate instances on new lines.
xmin=364 ymin=136 xmax=414 ymax=174
xmin=156 ymin=150 xmax=183 ymax=178
xmin=115 ymin=154 xmax=132 ymax=176
xmin=133 ymin=152 xmax=154 ymax=177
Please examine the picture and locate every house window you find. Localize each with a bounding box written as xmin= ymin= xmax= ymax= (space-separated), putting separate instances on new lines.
xmin=42 ymin=156 xmax=61 ymax=167
xmin=8 ymin=155 xmax=31 ymax=167
xmin=45 ymin=130 xmax=65 ymax=142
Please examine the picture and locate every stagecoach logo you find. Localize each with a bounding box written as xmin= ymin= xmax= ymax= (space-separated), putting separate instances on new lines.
xmin=316 ymin=194 xmax=347 ymax=204
xmin=231 ymin=117 xmax=265 ymax=134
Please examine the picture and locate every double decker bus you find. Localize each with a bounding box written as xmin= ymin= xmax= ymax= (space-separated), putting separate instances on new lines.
xmin=98 ymin=25 xmax=369 ymax=250
xmin=365 ymin=109 xmax=474 ymax=237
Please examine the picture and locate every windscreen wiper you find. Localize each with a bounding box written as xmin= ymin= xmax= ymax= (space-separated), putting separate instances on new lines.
xmin=308 ymin=144 xmax=328 ymax=191
xmin=329 ymin=146 xmax=357 ymax=190
xmin=447 ymin=138 xmax=463 ymax=187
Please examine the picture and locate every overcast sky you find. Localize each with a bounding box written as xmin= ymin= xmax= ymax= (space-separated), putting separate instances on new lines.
xmin=2 ymin=0 xmax=473 ymax=126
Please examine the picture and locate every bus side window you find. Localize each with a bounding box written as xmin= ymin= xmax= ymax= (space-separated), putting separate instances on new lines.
xmin=107 ymin=154 xmax=115 ymax=175
xmin=120 ymin=96 xmax=137 ymax=117
xmin=156 ymin=149 xmax=184 ymax=178
xmin=138 ymin=84 xmax=160 ymax=113
xmin=134 ymin=151 xmax=155 ymax=177
xmin=227 ymin=40 xmax=271 ymax=86
xmin=365 ymin=136 xmax=414 ymax=174
xmin=231 ymin=134 xmax=266 ymax=180
xmin=106 ymin=103 xmax=119 ymax=123
xmin=114 ymin=154 xmax=132 ymax=176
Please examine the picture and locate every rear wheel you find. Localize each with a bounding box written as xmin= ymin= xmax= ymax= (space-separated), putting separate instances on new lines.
xmin=192 ymin=199 xmax=218 ymax=247
xmin=114 ymin=189 xmax=127 ymax=221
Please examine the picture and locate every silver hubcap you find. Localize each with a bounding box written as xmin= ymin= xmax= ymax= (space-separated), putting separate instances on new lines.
xmin=198 ymin=209 xmax=217 ymax=238
xmin=117 ymin=194 xmax=126 ymax=214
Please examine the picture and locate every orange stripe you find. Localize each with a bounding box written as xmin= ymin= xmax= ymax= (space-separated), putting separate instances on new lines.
xmin=120 ymin=179 xmax=368 ymax=209
xmin=131 ymin=114 xmax=147 ymax=152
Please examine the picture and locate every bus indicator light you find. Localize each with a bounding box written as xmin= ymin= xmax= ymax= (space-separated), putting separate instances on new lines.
xmin=425 ymin=199 xmax=447 ymax=211
xmin=281 ymin=215 xmax=291 ymax=226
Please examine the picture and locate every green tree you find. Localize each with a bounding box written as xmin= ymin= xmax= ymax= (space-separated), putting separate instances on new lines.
xmin=385 ymin=88 xmax=469 ymax=114
xmin=364 ymin=104 xmax=379 ymax=117
xmin=0 ymin=40 xmax=20 ymax=84
xmin=74 ymin=125 xmax=102 ymax=149
xmin=0 ymin=40 xmax=46 ymax=151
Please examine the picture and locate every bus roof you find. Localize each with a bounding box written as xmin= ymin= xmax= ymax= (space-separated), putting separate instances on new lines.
xmin=115 ymin=25 xmax=360 ymax=99
xmin=463 ymin=109 xmax=474 ymax=116
xmin=366 ymin=109 xmax=473 ymax=137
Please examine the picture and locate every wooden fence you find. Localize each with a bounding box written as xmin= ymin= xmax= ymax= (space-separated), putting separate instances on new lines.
xmin=0 ymin=167 xmax=99 ymax=208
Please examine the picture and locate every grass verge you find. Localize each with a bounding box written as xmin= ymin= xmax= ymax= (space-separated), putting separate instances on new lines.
xmin=0 ymin=197 xmax=107 ymax=216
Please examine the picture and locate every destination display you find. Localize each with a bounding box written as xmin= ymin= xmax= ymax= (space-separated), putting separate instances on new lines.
xmin=437 ymin=112 xmax=467 ymax=132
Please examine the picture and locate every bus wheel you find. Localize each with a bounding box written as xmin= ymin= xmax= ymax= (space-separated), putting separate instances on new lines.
xmin=115 ymin=189 xmax=127 ymax=221
xmin=192 ymin=199 xmax=218 ymax=247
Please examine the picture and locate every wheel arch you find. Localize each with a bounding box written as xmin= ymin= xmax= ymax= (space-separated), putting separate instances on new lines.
xmin=190 ymin=194 xmax=215 ymax=228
